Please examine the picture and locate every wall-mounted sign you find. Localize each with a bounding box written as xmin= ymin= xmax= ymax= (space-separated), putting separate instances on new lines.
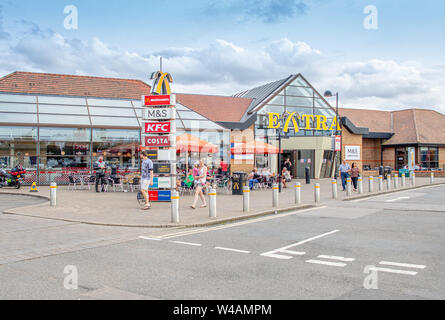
xmin=335 ymin=135 xmax=341 ymax=152
xmin=143 ymin=94 xmax=176 ymax=107
xmin=143 ymin=135 xmax=171 ymax=147
xmin=260 ymin=113 xmax=341 ymax=133
xmin=143 ymin=107 xmax=175 ymax=120
xmin=144 ymin=122 xmax=172 ymax=134
xmin=408 ymin=147 xmax=415 ymax=171
xmin=345 ymin=145 xmax=361 ymax=160
xmin=153 ymin=163 xmax=171 ymax=174
xmin=143 ymin=149 xmax=176 ymax=161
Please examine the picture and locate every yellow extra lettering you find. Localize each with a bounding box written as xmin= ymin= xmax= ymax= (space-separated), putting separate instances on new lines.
xmin=329 ymin=116 xmax=342 ymax=131
xmin=283 ymin=112 xmax=300 ymax=133
xmin=268 ymin=113 xmax=281 ymax=129
xmin=315 ymin=115 xmax=328 ymax=130
xmin=301 ymin=114 xmax=314 ymax=130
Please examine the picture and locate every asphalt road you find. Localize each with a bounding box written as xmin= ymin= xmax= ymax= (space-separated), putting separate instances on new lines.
xmin=0 ymin=186 xmax=444 ymax=300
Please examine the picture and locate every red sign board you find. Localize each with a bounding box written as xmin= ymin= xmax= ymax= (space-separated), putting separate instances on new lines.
xmin=144 ymin=122 xmax=171 ymax=133
xmin=144 ymin=135 xmax=171 ymax=147
xmin=143 ymin=95 xmax=174 ymax=106
xmin=335 ymin=135 xmax=341 ymax=152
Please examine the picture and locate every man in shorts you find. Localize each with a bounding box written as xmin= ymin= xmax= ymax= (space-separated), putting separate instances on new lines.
xmin=140 ymin=151 xmax=154 ymax=210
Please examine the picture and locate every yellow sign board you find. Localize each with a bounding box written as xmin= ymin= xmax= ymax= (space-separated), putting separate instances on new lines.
xmin=265 ymin=112 xmax=341 ymax=133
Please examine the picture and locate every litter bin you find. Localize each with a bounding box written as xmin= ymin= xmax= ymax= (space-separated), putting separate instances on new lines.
xmin=383 ymin=166 xmax=392 ymax=180
xmin=305 ymin=167 xmax=311 ymax=184
xmin=232 ymin=171 xmax=247 ymax=195
xmin=399 ymin=168 xmax=410 ymax=178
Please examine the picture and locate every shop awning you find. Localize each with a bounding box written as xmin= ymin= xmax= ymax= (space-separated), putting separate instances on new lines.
xmin=176 ymin=133 xmax=219 ymax=153
xmin=231 ymin=140 xmax=282 ymax=154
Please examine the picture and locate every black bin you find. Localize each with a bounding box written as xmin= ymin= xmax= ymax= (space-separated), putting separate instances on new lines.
xmin=232 ymin=171 xmax=247 ymax=195
xmin=383 ymin=166 xmax=392 ymax=180
xmin=305 ymin=167 xmax=311 ymax=184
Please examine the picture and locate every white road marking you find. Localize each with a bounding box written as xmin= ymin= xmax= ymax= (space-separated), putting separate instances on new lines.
xmin=215 ymin=247 xmax=250 ymax=254
xmin=317 ymin=255 xmax=355 ymax=262
xmin=171 ymin=241 xmax=202 ymax=247
xmin=139 ymin=236 xmax=162 ymax=241
xmin=280 ymin=249 xmax=306 ymax=256
xmin=305 ymin=259 xmax=347 ymax=267
xmin=160 ymin=206 xmax=327 ymax=239
xmin=379 ymin=261 xmax=426 ymax=269
xmin=385 ymin=196 xmax=410 ymax=202
xmin=368 ymin=267 xmax=418 ymax=276
xmin=349 ymin=184 xmax=441 ymax=203
xmin=260 ymin=229 xmax=339 ymax=260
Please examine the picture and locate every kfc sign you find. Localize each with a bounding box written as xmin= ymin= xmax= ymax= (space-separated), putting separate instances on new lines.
xmin=144 ymin=122 xmax=171 ymax=133
xmin=143 ymin=135 xmax=171 ymax=147
xmin=143 ymin=94 xmax=176 ymax=106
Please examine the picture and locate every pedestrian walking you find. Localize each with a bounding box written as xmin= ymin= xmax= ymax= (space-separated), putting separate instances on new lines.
xmin=139 ymin=151 xmax=154 ymax=210
xmin=339 ymin=160 xmax=351 ymax=191
xmin=191 ymin=159 xmax=207 ymax=209
xmin=350 ymin=162 xmax=360 ymax=192
xmin=94 ymin=156 xmax=107 ymax=192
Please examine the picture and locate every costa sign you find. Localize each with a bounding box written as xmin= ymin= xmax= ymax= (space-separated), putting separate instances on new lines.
xmin=143 ymin=135 xmax=171 ymax=147
xmin=143 ymin=107 xmax=175 ymax=120
xmin=144 ymin=122 xmax=171 ymax=133
xmin=143 ymin=94 xmax=176 ymax=106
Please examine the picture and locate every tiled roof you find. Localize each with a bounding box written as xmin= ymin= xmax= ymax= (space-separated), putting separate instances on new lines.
xmin=339 ymin=108 xmax=392 ymax=133
xmin=177 ymin=93 xmax=253 ymax=122
xmin=0 ymin=71 xmax=152 ymax=100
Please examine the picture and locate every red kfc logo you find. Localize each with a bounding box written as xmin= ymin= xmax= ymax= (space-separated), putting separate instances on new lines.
xmin=144 ymin=122 xmax=171 ymax=133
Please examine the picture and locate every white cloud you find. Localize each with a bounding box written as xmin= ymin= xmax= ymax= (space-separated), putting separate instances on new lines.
xmin=1 ymin=23 xmax=444 ymax=114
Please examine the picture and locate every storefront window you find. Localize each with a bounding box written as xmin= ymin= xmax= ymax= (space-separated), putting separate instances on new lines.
xmin=420 ymin=147 xmax=438 ymax=169
xmin=40 ymin=142 xmax=90 ymax=169
xmin=0 ymin=126 xmax=37 ymax=169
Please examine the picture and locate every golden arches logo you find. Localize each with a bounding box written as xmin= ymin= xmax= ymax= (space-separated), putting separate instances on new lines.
xmin=151 ymin=71 xmax=173 ymax=95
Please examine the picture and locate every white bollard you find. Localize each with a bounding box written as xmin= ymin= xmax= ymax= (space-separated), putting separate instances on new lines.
xmin=358 ymin=176 xmax=363 ymax=194
xmin=50 ymin=182 xmax=57 ymax=207
xmin=431 ymin=172 xmax=434 ymax=184
xmin=171 ymin=191 xmax=179 ymax=223
xmin=412 ymin=172 xmax=416 ymax=186
xmin=331 ymin=179 xmax=338 ymax=199
xmin=402 ymin=173 xmax=406 ymax=188
xmin=346 ymin=178 xmax=352 ymax=197
xmin=243 ymin=186 xmax=250 ymax=212
xmin=394 ymin=174 xmax=399 ymax=189
xmin=369 ymin=176 xmax=374 ymax=193
xmin=378 ymin=175 xmax=383 ymax=191
xmin=314 ymin=183 xmax=321 ymax=203
xmin=386 ymin=175 xmax=391 ymax=190
xmin=294 ymin=182 xmax=301 ymax=204
xmin=209 ymin=188 xmax=217 ymax=218
xmin=272 ymin=183 xmax=279 ymax=207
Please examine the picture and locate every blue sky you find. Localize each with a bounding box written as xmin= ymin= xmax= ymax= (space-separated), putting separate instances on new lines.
xmin=1 ymin=0 xmax=445 ymax=111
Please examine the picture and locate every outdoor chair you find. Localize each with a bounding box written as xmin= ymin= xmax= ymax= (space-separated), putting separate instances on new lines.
xmin=86 ymin=175 xmax=96 ymax=191
xmin=68 ymin=175 xmax=82 ymax=190
xmin=128 ymin=177 xmax=140 ymax=192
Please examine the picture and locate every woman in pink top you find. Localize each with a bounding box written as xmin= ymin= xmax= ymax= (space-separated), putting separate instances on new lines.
xmin=350 ymin=163 xmax=360 ymax=191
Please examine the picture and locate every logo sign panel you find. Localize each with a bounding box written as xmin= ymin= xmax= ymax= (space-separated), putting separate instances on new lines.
xmin=153 ymin=163 xmax=171 ymax=174
xmin=149 ymin=177 xmax=172 ymax=189
xmin=144 ymin=122 xmax=171 ymax=134
xmin=345 ymin=145 xmax=361 ymax=160
xmin=143 ymin=107 xmax=175 ymax=120
xmin=143 ymin=135 xmax=171 ymax=147
xmin=143 ymin=94 xmax=176 ymax=107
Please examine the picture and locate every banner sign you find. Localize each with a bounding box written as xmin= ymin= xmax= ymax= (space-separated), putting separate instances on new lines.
xmin=345 ymin=145 xmax=361 ymax=160
xmin=148 ymin=190 xmax=172 ymax=202
xmin=143 ymin=135 xmax=171 ymax=147
xmin=408 ymin=147 xmax=416 ymax=171
xmin=143 ymin=107 xmax=175 ymax=120
xmin=143 ymin=94 xmax=176 ymax=107
xmin=144 ymin=122 xmax=172 ymax=134
xmin=335 ymin=135 xmax=341 ymax=152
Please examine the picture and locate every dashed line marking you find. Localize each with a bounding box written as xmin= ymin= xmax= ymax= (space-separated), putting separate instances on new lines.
xmin=215 ymin=247 xmax=250 ymax=254
xmin=139 ymin=236 xmax=162 ymax=241
xmin=305 ymin=259 xmax=347 ymax=267
xmin=171 ymin=241 xmax=202 ymax=247
xmin=318 ymin=255 xmax=355 ymax=262
xmin=385 ymin=196 xmax=410 ymax=202
xmin=369 ymin=267 xmax=417 ymax=276
xmin=379 ymin=261 xmax=426 ymax=269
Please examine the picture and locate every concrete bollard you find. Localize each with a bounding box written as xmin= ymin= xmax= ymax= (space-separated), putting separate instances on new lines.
xmin=412 ymin=172 xmax=416 ymax=186
xmin=378 ymin=175 xmax=383 ymax=191
xmin=294 ymin=182 xmax=301 ymax=204
xmin=314 ymin=183 xmax=321 ymax=203
xmin=50 ymin=182 xmax=57 ymax=207
xmin=358 ymin=176 xmax=363 ymax=194
xmin=346 ymin=178 xmax=352 ymax=197
xmin=243 ymin=186 xmax=250 ymax=212
xmin=369 ymin=176 xmax=374 ymax=193
xmin=171 ymin=191 xmax=180 ymax=223
xmin=431 ymin=172 xmax=434 ymax=184
xmin=209 ymin=188 xmax=217 ymax=218
xmin=402 ymin=173 xmax=406 ymax=188
xmin=386 ymin=175 xmax=391 ymax=190
xmin=272 ymin=183 xmax=279 ymax=207
xmin=331 ymin=179 xmax=338 ymax=199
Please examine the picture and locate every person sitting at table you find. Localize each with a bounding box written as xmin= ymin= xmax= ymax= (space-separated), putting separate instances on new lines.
xmin=248 ymin=167 xmax=261 ymax=190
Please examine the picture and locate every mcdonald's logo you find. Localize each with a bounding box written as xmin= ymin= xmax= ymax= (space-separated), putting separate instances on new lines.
xmin=233 ymin=182 xmax=239 ymax=190
xmin=151 ymin=71 xmax=173 ymax=95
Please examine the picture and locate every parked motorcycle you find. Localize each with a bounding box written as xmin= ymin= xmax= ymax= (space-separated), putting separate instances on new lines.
xmin=0 ymin=164 xmax=26 ymax=189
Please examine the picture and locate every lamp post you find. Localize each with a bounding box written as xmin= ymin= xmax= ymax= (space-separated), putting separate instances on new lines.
xmin=324 ymin=90 xmax=340 ymax=179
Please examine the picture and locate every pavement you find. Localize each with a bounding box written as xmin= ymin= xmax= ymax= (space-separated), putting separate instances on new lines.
xmin=1 ymin=177 xmax=444 ymax=228
xmin=1 ymin=184 xmax=445 ymax=299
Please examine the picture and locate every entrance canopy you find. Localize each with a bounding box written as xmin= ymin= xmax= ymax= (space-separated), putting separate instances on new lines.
xmin=231 ymin=140 xmax=282 ymax=154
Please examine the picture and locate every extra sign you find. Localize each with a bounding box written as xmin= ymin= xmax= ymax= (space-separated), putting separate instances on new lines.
xmin=144 ymin=122 xmax=171 ymax=134
xmin=143 ymin=94 xmax=176 ymax=107
xmin=142 ymin=107 xmax=175 ymax=120
xmin=143 ymin=135 xmax=172 ymax=147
